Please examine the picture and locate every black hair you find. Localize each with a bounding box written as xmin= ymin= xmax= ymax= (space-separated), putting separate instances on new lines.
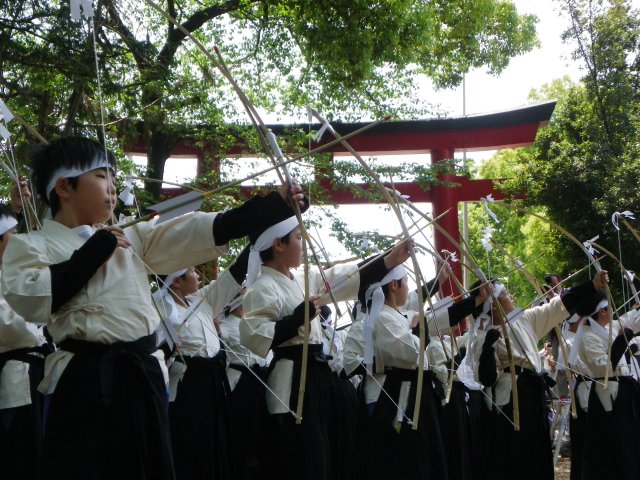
xmin=0 ymin=204 xmax=16 ymax=242
xmin=319 ymin=305 xmax=332 ymax=321
xmin=469 ymin=278 xmax=499 ymax=318
xmin=31 ymin=136 xmax=117 ymax=216
xmin=544 ymin=273 xmax=560 ymax=285
xmin=381 ymin=277 xmax=405 ymax=299
xmin=469 ymin=278 xmax=498 ymax=297
xmin=258 ymin=229 xmax=293 ymax=263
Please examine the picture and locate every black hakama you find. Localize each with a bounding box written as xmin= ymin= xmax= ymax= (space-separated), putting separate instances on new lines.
xmin=581 ymin=376 xmax=640 ymax=480
xmin=441 ymin=381 xmax=473 ymax=480
xmin=569 ymin=376 xmax=589 ymax=480
xmin=261 ymin=344 xmax=337 ymax=480
xmin=42 ymin=334 xmax=175 ymax=480
xmin=227 ymin=363 xmax=268 ymax=480
xmin=368 ymin=367 xmax=448 ymax=480
xmin=0 ymin=348 xmax=47 ymax=480
xmin=482 ymin=369 xmax=554 ymax=480
xmin=352 ymin=370 xmax=375 ymax=480
xmin=169 ymin=351 xmax=232 ymax=480
xmin=467 ymin=388 xmax=490 ymax=480
xmin=328 ymin=371 xmax=359 ymax=480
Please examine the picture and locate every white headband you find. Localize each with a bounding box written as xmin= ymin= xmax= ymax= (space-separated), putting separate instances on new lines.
xmin=0 ymin=215 xmax=17 ymax=236
xmin=562 ymin=313 xmax=582 ymax=349
xmin=363 ymin=264 xmax=407 ymax=366
xmin=45 ymin=156 xmax=113 ymax=201
xmin=566 ymin=313 xmax=581 ymax=324
xmin=246 ymin=216 xmax=299 ymax=286
xmin=493 ymin=282 xmax=505 ymax=299
xmin=154 ymin=268 xmax=189 ymax=300
xmin=590 ymin=299 xmax=608 ymax=317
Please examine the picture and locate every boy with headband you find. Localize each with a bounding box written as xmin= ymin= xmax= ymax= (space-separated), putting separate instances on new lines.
xmin=1 ymin=136 xmax=305 ymax=480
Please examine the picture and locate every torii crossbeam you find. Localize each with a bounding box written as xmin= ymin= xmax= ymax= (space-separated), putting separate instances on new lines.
xmin=129 ymin=100 xmax=556 ymax=298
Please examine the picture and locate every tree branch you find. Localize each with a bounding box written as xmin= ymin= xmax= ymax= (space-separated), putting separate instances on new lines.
xmin=157 ymin=0 xmax=253 ymax=68
xmin=102 ymin=0 xmax=153 ymax=69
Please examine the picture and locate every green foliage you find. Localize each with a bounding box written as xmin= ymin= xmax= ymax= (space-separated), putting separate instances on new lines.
xmin=465 ymin=150 xmax=568 ymax=306
xmin=527 ymin=75 xmax=574 ymax=103
xmin=502 ymin=0 xmax=640 ymax=300
xmin=0 ymin=0 xmax=539 ymax=274
xmin=1 ymin=0 xmax=538 ymax=173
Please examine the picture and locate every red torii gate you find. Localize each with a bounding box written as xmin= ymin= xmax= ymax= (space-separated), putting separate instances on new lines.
xmin=301 ymin=101 xmax=556 ymax=295
xmin=130 ymin=100 xmax=555 ymax=296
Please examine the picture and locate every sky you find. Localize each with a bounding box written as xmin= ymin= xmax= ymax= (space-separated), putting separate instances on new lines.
xmin=134 ymin=0 xmax=596 ymax=284
xmin=432 ymin=0 xmax=582 ymax=116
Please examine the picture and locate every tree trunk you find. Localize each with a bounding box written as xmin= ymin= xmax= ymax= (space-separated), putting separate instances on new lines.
xmin=145 ymin=129 xmax=178 ymax=199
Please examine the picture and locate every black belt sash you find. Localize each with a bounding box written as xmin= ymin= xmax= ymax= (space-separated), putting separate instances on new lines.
xmin=381 ymin=367 xmax=440 ymax=424
xmin=0 ymin=344 xmax=53 ymax=407
xmin=228 ymin=361 xmax=267 ymax=375
xmin=385 ymin=366 xmax=444 ymax=398
xmin=177 ymin=350 xmax=226 ymax=370
xmin=60 ymin=333 xmax=157 ymax=405
xmin=592 ymin=375 xmax=632 ymax=382
xmin=177 ymin=350 xmax=231 ymax=398
xmin=0 ymin=344 xmax=53 ymax=376
xmin=574 ymin=374 xmax=591 ymax=385
xmin=271 ymin=344 xmax=329 ymax=412
xmin=272 ymin=343 xmax=328 ymax=363
xmin=229 ymin=363 xmax=252 ymax=374
xmin=503 ymin=366 xmax=557 ymax=395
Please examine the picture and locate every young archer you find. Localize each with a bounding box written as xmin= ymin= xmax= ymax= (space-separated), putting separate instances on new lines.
xmin=1 ymin=136 xmax=306 ymax=480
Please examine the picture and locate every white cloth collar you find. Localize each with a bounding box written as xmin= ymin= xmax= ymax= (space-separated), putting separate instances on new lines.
xmin=362 ymin=265 xmax=407 ymax=366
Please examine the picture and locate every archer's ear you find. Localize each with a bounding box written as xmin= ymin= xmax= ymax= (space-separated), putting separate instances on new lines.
xmin=272 ymin=237 xmax=284 ymax=253
xmin=170 ymin=277 xmax=183 ymax=291
xmin=54 ymin=177 xmax=73 ymax=200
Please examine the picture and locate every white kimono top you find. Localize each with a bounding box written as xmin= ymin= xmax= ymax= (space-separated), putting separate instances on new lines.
xmin=1 ymin=214 xmax=227 ymax=394
xmin=426 ymin=336 xmax=449 ymax=399
xmin=561 ymin=329 xmax=594 ymax=411
xmin=320 ymin=320 xmax=346 ymax=374
xmin=220 ymin=312 xmax=271 ymax=392
xmin=342 ymin=309 xmax=365 ymax=377
xmin=240 ymin=264 xmax=360 ymax=414
xmin=0 ymin=270 xmax=46 ymax=409
xmin=472 ymin=296 xmax=569 ymax=406
xmin=368 ymin=304 xmax=429 ymax=413
xmin=578 ymin=309 xmax=640 ymax=411
xmin=372 ymin=304 xmax=430 ymax=372
xmin=156 ymin=268 xmax=241 ymax=400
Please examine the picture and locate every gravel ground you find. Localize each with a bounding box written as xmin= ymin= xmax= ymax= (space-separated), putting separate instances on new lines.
xmin=555 ymin=457 xmax=570 ymax=480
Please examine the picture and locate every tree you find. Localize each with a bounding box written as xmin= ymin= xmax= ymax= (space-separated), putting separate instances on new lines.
xmin=502 ymin=0 xmax=640 ymax=299
xmin=465 ymin=149 xmax=569 ymax=306
xmin=1 ymin=0 xmax=539 ymax=199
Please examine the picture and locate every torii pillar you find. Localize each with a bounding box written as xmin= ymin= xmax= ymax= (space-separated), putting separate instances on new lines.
xmin=430 ymin=147 xmax=459 ymax=278
xmin=138 ymin=101 xmax=556 ymax=306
